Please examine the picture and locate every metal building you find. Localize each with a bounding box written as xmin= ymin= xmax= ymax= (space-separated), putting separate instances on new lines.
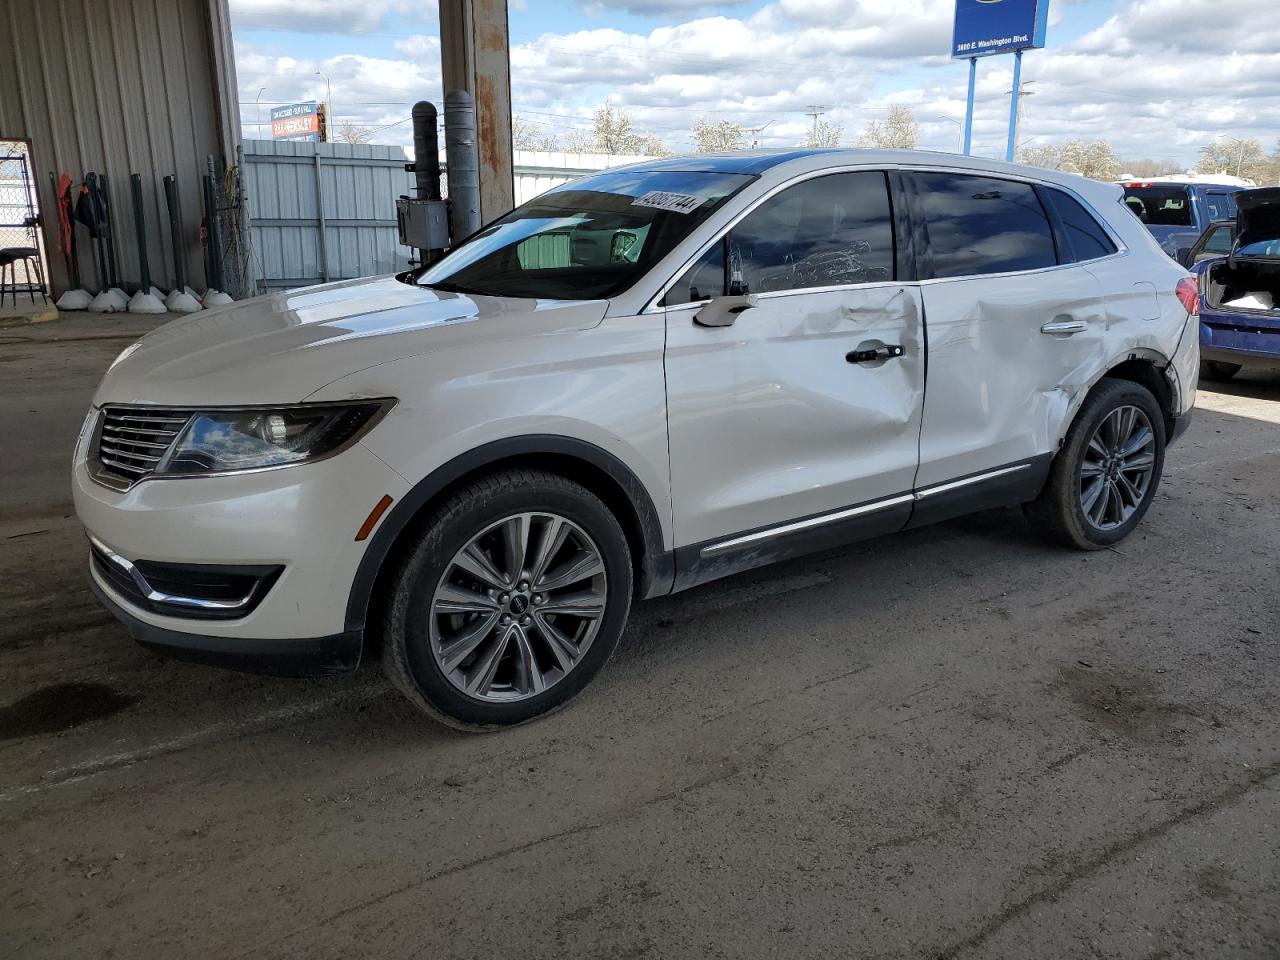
xmin=0 ymin=0 xmax=240 ymax=297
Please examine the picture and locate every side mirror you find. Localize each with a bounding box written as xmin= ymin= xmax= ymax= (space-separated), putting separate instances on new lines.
xmin=694 ymin=293 xmax=757 ymax=328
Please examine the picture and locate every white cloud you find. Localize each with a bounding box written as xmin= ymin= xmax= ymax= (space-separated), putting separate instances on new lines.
xmin=229 ymin=0 xmax=436 ymax=34
xmin=580 ymin=0 xmax=746 ymax=14
xmin=232 ymin=0 xmax=1280 ymax=165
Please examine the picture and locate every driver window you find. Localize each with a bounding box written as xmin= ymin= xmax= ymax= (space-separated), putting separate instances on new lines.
xmin=661 ymin=172 xmax=894 ymax=306
xmin=730 ymin=172 xmax=894 ymax=294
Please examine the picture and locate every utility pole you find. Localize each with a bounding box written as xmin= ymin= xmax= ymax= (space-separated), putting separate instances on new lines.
xmin=1005 ymin=76 xmax=1035 ymax=162
xmin=744 ymin=119 xmax=775 ymax=148
xmin=1221 ymin=135 xmax=1247 ymax=179
xmin=806 ymin=105 xmax=825 ymax=146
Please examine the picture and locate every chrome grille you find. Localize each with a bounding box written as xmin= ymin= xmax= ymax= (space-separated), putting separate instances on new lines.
xmin=91 ymin=406 xmax=193 ymax=489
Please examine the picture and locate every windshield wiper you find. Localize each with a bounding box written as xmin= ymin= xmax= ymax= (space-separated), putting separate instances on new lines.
xmin=425 ymin=280 xmax=488 ymax=296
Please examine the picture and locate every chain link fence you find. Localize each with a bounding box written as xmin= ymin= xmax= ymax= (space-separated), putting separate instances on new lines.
xmin=0 ymin=141 xmax=47 ymax=298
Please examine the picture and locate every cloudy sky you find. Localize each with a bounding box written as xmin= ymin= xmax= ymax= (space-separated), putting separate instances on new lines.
xmin=230 ymin=0 xmax=1280 ymax=164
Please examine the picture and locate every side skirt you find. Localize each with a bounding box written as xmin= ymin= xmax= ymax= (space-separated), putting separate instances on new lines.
xmin=906 ymin=454 xmax=1052 ymax=530
xmin=671 ymin=455 xmax=1052 ymax=594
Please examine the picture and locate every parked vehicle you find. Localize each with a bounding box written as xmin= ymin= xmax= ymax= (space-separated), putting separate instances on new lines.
xmin=75 ymin=150 xmax=1200 ymax=729
xmin=1192 ymin=187 xmax=1280 ymax=380
xmin=1184 ymin=219 xmax=1235 ymax=267
xmin=1120 ymin=177 xmax=1248 ymax=264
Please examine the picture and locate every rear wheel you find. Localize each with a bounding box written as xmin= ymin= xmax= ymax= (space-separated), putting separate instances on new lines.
xmin=383 ymin=470 xmax=632 ymax=730
xmin=1026 ymin=379 xmax=1166 ymax=550
xmin=1200 ymin=360 xmax=1242 ymax=381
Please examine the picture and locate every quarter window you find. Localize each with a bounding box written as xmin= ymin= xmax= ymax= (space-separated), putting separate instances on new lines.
xmin=914 ymin=172 xmax=1057 ymax=278
xmin=662 ymin=171 xmax=895 ymax=305
xmin=1042 ymin=188 xmax=1118 ymax=263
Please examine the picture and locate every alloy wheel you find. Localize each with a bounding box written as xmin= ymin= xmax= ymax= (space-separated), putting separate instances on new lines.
xmin=1078 ymin=404 xmax=1156 ymax=531
xmin=429 ymin=512 xmax=608 ymax=702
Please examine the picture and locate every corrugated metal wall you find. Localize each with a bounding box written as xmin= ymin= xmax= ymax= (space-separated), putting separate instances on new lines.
xmin=242 ymin=143 xmax=655 ymax=292
xmin=243 ymin=140 xmax=415 ymax=290
xmin=0 ymin=0 xmax=239 ymax=296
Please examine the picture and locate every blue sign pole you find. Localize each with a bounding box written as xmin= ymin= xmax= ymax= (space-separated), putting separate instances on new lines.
xmin=1005 ymin=49 xmax=1023 ymax=163
xmin=963 ymin=57 xmax=976 ymax=156
xmin=952 ymin=0 xmax=1049 ymax=159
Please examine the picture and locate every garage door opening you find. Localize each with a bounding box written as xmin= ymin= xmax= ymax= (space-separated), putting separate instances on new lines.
xmin=0 ymin=139 xmax=49 ymax=307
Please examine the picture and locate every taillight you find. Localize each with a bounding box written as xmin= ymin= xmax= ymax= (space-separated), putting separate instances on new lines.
xmin=1176 ymin=276 xmax=1199 ymax=316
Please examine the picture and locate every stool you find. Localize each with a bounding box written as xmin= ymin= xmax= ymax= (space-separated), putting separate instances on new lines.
xmin=0 ymin=247 xmax=48 ymax=308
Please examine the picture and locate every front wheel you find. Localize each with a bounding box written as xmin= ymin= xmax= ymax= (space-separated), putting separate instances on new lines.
xmin=1026 ymin=379 xmax=1166 ymax=550
xmin=383 ymin=470 xmax=633 ymax=730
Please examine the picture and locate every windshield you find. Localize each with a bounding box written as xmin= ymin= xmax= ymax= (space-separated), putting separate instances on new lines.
xmin=1121 ymin=185 xmax=1193 ymax=226
xmin=416 ymin=169 xmax=755 ymax=300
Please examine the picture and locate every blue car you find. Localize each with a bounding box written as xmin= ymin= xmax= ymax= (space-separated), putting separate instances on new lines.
xmin=1121 ymin=179 xmax=1248 ymax=264
xmin=1192 ymin=187 xmax=1280 ymax=380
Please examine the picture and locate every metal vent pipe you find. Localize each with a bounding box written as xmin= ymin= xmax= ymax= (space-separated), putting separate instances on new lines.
xmin=444 ymin=90 xmax=481 ymax=242
xmin=411 ymin=100 xmax=442 ymax=201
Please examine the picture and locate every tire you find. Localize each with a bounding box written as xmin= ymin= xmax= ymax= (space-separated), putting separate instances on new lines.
xmin=1026 ymin=378 xmax=1166 ymax=550
xmin=382 ymin=469 xmax=632 ymax=731
xmin=1200 ymin=360 xmax=1242 ymax=382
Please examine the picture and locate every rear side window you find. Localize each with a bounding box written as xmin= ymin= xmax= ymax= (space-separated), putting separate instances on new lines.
xmin=1042 ymin=188 xmax=1118 ymax=263
xmin=663 ymin=171 xmax=895 ymax=304
xmin=1121 ymin=185 xmax=1192 ymax=226
xmin=913 ymin=172 xmax=1057 ymax=278
xmin=1205 ymin=192 xmax=1236 ymax=221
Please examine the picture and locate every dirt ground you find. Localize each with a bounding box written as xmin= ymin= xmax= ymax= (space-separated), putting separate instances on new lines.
xmin=2 ymin=314 xmax=1278 ymax=959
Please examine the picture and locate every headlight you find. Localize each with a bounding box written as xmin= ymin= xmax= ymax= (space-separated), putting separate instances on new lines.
xmin=158 ymin=400 xmax=393 ymax=476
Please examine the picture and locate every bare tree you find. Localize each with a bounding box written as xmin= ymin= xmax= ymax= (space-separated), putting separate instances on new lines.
xmin=1118 ymin=157 xmax=1186 ymax=178
xmin=856 ymin=105 xmax=918 ymax=150
xmin=804 ymin=118 xmax=843 ymax=149
xmin=692 ymin=117 xmax=747 ymax=153
xmin=1196 ymin=137 xmax=1275 ymax=183
xmin=1018 ymin=138 xmax=1120 ymax=181
xmin=334 ymin=120 xmax=374 ymax=145
xmin=512 ymin=116 xmax=560 ymax=152
xmin=562 ymin=101 xmax=670 ymax=156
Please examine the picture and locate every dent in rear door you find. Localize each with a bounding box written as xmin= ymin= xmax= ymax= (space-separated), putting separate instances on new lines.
xmin=907 ymin=170 xmax=1108 ymax=488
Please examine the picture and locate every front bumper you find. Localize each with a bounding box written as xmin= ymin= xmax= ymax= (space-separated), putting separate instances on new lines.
xmin=91 ymin=578 xmax=362 ymax=676
xmin=74 ymin=429 xmax=411 ymax=671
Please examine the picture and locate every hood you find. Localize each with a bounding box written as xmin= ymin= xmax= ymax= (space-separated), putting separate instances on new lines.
xmin=1232 ymin=187 xmax=1280 ymax=262
xmin=95 ymin=275 xmax=608 ymax=407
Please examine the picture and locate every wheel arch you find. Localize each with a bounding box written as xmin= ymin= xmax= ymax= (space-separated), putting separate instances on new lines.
xmin=1096 ymin=349 xmax=1177 ymax=436
xmin=1061 ymin=349 xmax=1178 ymax=448
xmin=344 ymin=435 xmax=674 ymax=640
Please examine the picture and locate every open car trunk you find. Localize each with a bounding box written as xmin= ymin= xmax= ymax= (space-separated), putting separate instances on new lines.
xmin=1206 ymin=187 xmax=1280 ymax=314
xmin=1205 ymin=260 xmax=1280 ymax=314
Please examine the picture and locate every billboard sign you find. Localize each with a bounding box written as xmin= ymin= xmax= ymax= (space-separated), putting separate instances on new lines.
xmin=270 ymin=101 xmax=320 ymax=141
xmin=952 ymin=0 xmax=1049 ymax=59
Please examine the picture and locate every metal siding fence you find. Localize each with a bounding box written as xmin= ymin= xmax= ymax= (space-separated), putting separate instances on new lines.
xmin=243 ymin=143 xmax=655 ymax=291
xmin=244 ymin=139 xmax=414 ymax=291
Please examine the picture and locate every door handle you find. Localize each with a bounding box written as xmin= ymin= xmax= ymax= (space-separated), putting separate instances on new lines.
xmin=1041 ymin=319 xmax=1087 ymax=336
xmin=846 ymin=344 xmax=905 ymax=364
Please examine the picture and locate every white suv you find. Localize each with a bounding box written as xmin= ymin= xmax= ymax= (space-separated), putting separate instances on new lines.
xmin=74 ymin=150 xmax=1200 ymax=729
